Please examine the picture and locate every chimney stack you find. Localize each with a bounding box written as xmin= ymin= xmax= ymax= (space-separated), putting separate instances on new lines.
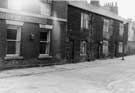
xmin=103 ymin=1 xmax=118 ymax=15
xmin=90 ymin=0 xmax=100 ymax=7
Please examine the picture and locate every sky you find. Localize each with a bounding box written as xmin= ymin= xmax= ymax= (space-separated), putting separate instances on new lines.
xmin=99 ymin=0 xmax=135 ymax=20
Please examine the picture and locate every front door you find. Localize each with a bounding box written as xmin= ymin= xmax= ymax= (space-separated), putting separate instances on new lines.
xmin=65 ymin=40 xmax=75 ymax=63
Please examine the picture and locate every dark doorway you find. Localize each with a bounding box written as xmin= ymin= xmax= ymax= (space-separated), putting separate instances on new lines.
xmin=70 ymin=40 xmax=75 ymax=63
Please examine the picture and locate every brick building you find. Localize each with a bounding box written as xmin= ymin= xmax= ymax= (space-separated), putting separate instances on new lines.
xmin=0 ymin=0 xmax=67 ymax=68
xmin=66 ymin=1 xmax=126 ymax=62
xmin=0 ymin=0 xmax=126 ymax=68
xmin=126 ymin=19 xmax=135 ymax=55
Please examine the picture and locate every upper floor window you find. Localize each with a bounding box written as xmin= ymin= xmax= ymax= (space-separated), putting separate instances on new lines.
xmin=103 ymin=19 xmax=110 ymax=32
xmin=119 ymin=23 xmax=124 ymax=37
xmin=40 ymin=0 xmax=52 ymax=16
xmin=40 ymin=30 xmax=50 ymax=55
xmin=81 ymin=13 xmax=90 ymax=30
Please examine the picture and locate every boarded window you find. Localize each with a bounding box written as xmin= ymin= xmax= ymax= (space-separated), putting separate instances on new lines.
xmin=81 ymin=13 xmax=90 ymax=30
xmin=119 ymin=23 xmax=124 ymax=37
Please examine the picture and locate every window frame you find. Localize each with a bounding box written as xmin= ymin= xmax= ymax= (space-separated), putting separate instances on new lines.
xmin=39 ymin=30 xmax=50 ymax=56
xmin=80 ymin=41 xmax=87 ymax=56
xmin=81 ymin=13 xmax=90 ymax=30
xmin=6 ymin=20 xmax=23 ymax=57
xmin=103 ymin=19 xmax=110 ymax=33
xmin=119 ymin=23 xmax=124 ymax=37
xmin=39 ymin=24 xmax=52 ymax=58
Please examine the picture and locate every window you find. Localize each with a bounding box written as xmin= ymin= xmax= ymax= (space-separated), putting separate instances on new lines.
xmin=119 ymin=23 xmax=124 ymax=37
xmin=80 ymin=41 xmax=87 ymax=55
xmin=40 ymin=0 xmax=52 ymax=16
xmin=6 ymin=25 xmax=21 ymax=56
xmin=119 ymin=42 xmax=123 ymax=53
xmin=39 ymin=24 xmax=52 ymax=57
xmin=40 ymin=30 xmax=50 ymax=55
xmin=81 ymin=13 xmax=90 ymax=30
xmin=103 ymin=19 xmax=110 ymax=32
xmin=102 ymin=40 xmax=109 ymax=56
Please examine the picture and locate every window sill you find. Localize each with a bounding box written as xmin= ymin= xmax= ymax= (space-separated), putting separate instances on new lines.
xmin=38 ymin=54 xmax=52 ymax=59
xmin=80 ymin=54 xmax=87 ymax=56
xmin=5 ymin=55 xmax=24 ymax=60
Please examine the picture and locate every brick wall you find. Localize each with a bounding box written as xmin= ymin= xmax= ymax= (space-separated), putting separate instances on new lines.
xmin=21 ymin=23 xmax=40 ymax=59
xmin=0 ymin=20 xmax=6 ymax=59
xmin=52 ymin=1 xmax=67 ymax=19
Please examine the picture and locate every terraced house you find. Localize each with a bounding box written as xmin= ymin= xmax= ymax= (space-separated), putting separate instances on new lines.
xmin=66 ymin=0 xmax=127 ymax=62
xmin=0 ymin=0 xmax=127 ymax=68
xmin=0 ymin=0 xmax=67 ymax=68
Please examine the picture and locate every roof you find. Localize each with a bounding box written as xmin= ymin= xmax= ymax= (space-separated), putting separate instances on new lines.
xmin=68 ymin=1 xmax=125 ymax=22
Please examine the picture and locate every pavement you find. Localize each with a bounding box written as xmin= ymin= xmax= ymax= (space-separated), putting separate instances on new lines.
xmin=0 ymin=55 xmax=135 ymax=93
xmin=0 ymin=56 xmax=124 ymax=79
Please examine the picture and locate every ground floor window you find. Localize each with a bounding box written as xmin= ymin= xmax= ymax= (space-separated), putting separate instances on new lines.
xmin=39 ymin=24 xmax=52 ymax=57
xmin=119 ymin=42 xmax=123 ymax=53
xmin=40 ymin=30 xmax=50 ymax=55
xmin=102 ymin=40 xmax=109 ymax=56
xmin=80 ymin=41 xmax=87 ymax=55
xmin=6 ymin=21 xmax=23 ymax=56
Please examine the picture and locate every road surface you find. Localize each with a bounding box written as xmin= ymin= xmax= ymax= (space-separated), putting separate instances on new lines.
xmin=0 ymin=55 xmax=135 ymax=93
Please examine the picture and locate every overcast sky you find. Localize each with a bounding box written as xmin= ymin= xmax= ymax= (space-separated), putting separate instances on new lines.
xmin=99 ymin=0 xmax=135 ymax=20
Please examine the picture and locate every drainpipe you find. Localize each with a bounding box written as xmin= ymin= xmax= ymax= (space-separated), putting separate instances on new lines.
xmin=122 ymin=40 xmax=125 ymax=60
xmin=122 ymin=22 xmax=126 ymax=60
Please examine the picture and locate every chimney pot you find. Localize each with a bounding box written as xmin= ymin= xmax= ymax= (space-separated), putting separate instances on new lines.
xmin=90 ymin=0 xmax=100 ymax=6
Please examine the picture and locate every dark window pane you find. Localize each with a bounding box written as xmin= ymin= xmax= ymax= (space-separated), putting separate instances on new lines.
xmin=40 ymin=32 xmax=47 ymax=41
xmin=40 ymin=42 xmax=47 ymax=54
xmin=7 ymin=41 xmax=16 ymax=54
xmin=7 ymin=29 xmax=17 ymax=40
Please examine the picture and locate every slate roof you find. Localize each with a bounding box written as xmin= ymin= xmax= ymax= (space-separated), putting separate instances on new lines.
xmin=68 ymin=1 xmax=125 ymax=22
